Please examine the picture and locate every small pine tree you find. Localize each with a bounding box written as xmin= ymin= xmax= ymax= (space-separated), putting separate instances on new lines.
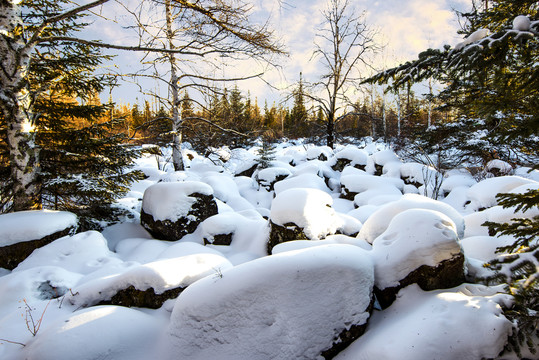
xmin=255 ymin=137 xmax=276 ymax=169
xmin=484 ymin=188 xmax=539 ymax=357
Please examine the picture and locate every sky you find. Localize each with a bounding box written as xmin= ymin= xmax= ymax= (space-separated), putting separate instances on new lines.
xmin=88 ymin=0 xmax=472 ymax=108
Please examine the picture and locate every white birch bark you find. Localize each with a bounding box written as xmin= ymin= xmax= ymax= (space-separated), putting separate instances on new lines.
xmin=0 ymin=1 xmax=41 ymax=210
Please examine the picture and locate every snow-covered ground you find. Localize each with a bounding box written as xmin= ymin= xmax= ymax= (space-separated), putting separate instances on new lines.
xmin=0 ymin=139 xmax=538 ymax=359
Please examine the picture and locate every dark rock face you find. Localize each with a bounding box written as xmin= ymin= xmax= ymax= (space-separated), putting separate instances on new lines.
xmin=321 ymin=299 xmax=375 ymax=359
xmin=340 ymin=184 xmax=359 ymax=201
xmin=267 ymin=221 xmax=309 ymax=254
xmin=141 ymin=192 xmax=218 ymax=241
xmin=203 ymin=233 xmax=233 ymax=246
xmin=374 ymin=253 xmax=466 ymax=309
xmin=98 ymin=285 xmax=184 ymax=309
xmin=257 ymin=174 xmax=290 ymax=192
xmin=0 ymin=227 xmax=75 ymax=270
xmin=237 ymin=163 xmax=258 ymax=178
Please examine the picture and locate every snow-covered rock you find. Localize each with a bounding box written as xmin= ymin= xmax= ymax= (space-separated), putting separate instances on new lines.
xmin=268 ymin=188 xmax=344 ymax=252
xmin=359 ymin=194 xmax=465 ymax=244
xmin=370 ymin=209 xmax=465 ymax=308
xmin=335 ymin=284 xmax=513 ymax=360
xmin=140 ymin=181 xmax=218 ymax=240
xmin=0 ymin=210 xmax=77 ymax=269
xmin=164 ymin=244 xmax=374 ymax=360
xmin=465 ymin=175 xmax=537 ymax=211
xmin=273 ymin=173 xmax=331 ymax=195
xmin=69 ymin=253 xmax=232 ymax=308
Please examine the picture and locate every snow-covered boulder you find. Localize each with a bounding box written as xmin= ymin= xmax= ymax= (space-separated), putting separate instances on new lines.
xmin=369 ymin=149 xmax=400 ymax=175
xmin=359 ymin=194 xmax=465 ymax=244
xmin=255 ymin=167 xmax=292 ymax=191
xmin=340 ymin=173 xmax=403 ymax=201
xmin=140 ymin=181 xmax=218 ymax=241
xmin=268 ymin=188 xmax=344 ymax=252
xmin=370 ymin=209 xmax=465 ymax=308
xmin=69 ymin=253 xmax=232 ymax=309
xmin=485 ymin=159 xmax=513 ymax=177
xmin=328 ymin=146 xmax=369 ymax=172
xmin=0 ymin=210 xmax=77 ymax=270
xmin=273 ymin=173 xmax=331 ymax=195
xmin=335 ymin=284 xmax=513 ymax=360
xmin=465 ymin=175 xmax=537 ymax=211
xmin=164 ymin=245 xmax=374 ymax=360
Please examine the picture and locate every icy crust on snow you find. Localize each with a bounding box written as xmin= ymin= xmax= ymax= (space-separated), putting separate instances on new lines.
xmin=270 ymin=188 xmax=344 ymax=239
xmin=141 ymin=181 xmax=214 ymax=222
xmin=70 ymin=253 xmax=232 ymax=307
xmin=359 ymin=194 xmax=465 ymax=244
xmin=335 ymin=284 xmax=513 ymax=360
xmin=164 ymin=244 xmax=374 ymax=360
xmin=0 ymin=210 xmax=77 ymax=247
xmin=370 ymin=209 xmax=461 ymax=290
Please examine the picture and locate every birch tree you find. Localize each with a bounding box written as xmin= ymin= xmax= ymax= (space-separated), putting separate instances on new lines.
xmin=0 ymin=0 xmax=283 ymax=210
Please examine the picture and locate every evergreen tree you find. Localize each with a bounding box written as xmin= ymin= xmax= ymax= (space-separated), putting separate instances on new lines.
xmin=366 ymin=2 xmax=539 ymax=356
xmin=0 ymin=0 xmax=144 ymax=228
xmin=289 ymin=73 xmax=309 ymax=138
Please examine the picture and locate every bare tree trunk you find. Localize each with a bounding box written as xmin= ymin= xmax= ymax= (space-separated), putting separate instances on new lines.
xmin=396 ymin=89 xmax=402 ymax=137
xmin=0 ymin=1 xmax=41 ymax=211
xmin=165 ymin=0 xmax=184 ymax=171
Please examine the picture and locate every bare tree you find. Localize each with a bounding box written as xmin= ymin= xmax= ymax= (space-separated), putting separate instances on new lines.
xmin=0 ymin=0 xmax=283 ymax=210
xmin=310 ymin=0 xmax=379 ymax=149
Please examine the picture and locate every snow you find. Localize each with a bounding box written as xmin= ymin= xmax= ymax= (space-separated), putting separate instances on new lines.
xmin=335 ymin=284 xmax=513 ymax=360
xmin=270 ymin=188 xmax=344 ymax=240
xmin=0 ymin=210 xmax=77 ymax=247
xmin=454 ymin=28 xmax=490 ymax=51
xmin=69 ymin=253 xmax=232 ymax=308
xmin=164 ymin=244 xmax=374 ymax=360
xmin=370 ymin=209 xmax=461 ymax=290
xmin=19 ymin=306 xmax=165 ymax=360
xmin=465 ymin=175 xmax=537 ymax=211
xmin=0 ymin=141 xmax=528 ymax=360
xmin=359 ymin=194 xmax=465 ymax=244
xmin=513 ymin=15 xmax=531 ymax=31
xmin=141 ymin=181 xmax=214 ymax=222
xmin=273 ymin=172 xmax=331 ymax=194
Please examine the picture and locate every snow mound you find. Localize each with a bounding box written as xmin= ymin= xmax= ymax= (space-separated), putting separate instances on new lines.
xmin=70 ymin=253 xmax=232 ymax=307
xmin=270 ymin=188 xmax=344 ymax=240
xmin=359 ymin=194 xmax=465 ymax=244
xmin=20 ymin=306 xmax=164 ymax=360
xmin=14 ymin=231 xmax=118 ymax=274
xmin=141 ymin=181 xmax=213 ymax=222
xmin=335 ymin=284 xmax=513 ymax=360
xmin=370 ymin=209 xmax=461 ymax=290
xmin=273 ymin=173 xmax=331 ymax=195
xmin=164 ymin=244 xmax=374 ymax=360
xmin=466 ymin=175 xmax=537 ymax=211
xmin=0 ymin=210 xmax=77 ymax=247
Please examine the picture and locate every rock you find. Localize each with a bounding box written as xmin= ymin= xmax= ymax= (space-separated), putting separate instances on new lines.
xmin=268 ymin=221 xmax=310 ymax=253
xmin=268 ymin=188 xmax=344 ymax=253
xmin=370 ymin=209 xmax=465 ymax=309
xmin=140 ymin=181 xmax=218 ymax=241
xmin=69 ymin=254 xmax=232 ymax=309
xmin=0 ymin=210 xmax=77 ymax=270
xmin=164 ymin=244 xmax=374 ymax=360
xmin=329 ymin=147 xmax=369 ymax=172
xmin=374 ymin=254 xmax=465 ymax=309
xmin=255 ymin=167 xmax=292 ymax=192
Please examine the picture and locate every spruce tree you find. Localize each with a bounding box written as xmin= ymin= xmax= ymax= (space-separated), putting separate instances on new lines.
xmin=0 ymin=0 xmax=144 ymax=229
xmin=366 ymin=2 xmax=538 ymax=355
